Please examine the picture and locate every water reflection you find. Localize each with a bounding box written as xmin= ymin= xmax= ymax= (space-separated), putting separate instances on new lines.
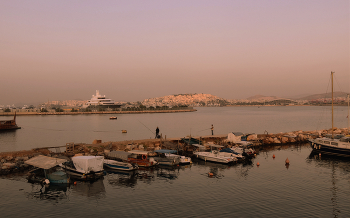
xmin=308 ymin=151 xmax=350 ymax=218
xmin=105 ymin=169 xmax=138 ymax=188
xmin=72 ymin=179 xmax=106 ymax=198
xmin=156 ymin=166 xmax=179 ymax=181
xmin=25 ymin=183 xmax=70 ymax=203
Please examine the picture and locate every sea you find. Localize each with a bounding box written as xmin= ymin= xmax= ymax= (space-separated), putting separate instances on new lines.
xmin=1 ymin=106 xmax=350 ymax=217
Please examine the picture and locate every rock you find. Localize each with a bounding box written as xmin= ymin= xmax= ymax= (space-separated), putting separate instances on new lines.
xmin=247 ymin=134 xmax=257 ymax=141
xmin=281 ymin=137 xmax=289 ymax=143
xmin=92 ymin=139 xmax=102 ymax=144
xmin=273 ymin=138 xmax=281 ymax=144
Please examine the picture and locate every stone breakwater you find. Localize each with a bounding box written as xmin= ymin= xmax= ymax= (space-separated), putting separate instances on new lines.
xmin=0 ymin=127 xmax=348 ymax=176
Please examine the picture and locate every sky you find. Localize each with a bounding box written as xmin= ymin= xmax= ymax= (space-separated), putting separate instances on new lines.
xmin=1 ymin=0 xmax=349 ymax=105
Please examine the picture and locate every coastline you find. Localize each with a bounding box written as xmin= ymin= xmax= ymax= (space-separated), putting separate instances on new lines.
xmin=0 ymin=109 xmax=197 ymax=116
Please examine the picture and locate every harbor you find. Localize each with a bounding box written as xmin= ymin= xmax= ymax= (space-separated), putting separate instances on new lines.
xmin=0 ymin=126 xmax=348 ymax=175
xmin=1 ymin=106 xmax=349 ymax=217
xmin=1 ymin=142 xmax=349 ymax=218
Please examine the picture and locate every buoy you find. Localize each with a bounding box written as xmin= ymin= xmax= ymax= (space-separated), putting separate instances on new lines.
xmin=208 ymin=172 xmax=214 ymax=177
xmin=285 ymin=158 xmax=290 ymax=164
xmin=272 ymin=154 xmax=275 ymax=159
xmin=74 ymin=181 xmax=77 ymax=185
xmin=257 ymin=162 xmax=260 ymax=166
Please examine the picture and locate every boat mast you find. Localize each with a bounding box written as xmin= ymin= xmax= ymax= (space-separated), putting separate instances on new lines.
xmin=331 ymin=71 xmax=334 ymax=139
xmin=348 ymin=94 xmax=350 ymax=135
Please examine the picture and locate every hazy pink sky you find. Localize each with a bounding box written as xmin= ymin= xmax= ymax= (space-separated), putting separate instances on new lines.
xmin=1 ymin=0 xmax=349 ymax=105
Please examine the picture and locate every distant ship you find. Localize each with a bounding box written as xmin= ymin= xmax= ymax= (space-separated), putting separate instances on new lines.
xmin=0 ymin=113 xmax=21 ymax=131
xmin=83 ymin=90 xmax=121 ymax=109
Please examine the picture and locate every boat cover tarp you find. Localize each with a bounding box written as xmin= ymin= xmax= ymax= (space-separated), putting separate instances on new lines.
xmin=107 ymin=151 xmax=131 ymax=161
xmin=72 ymin=156 xmax=104 ymax=174
xmin=25 ymin=155 xmax=67 ymax=169
xmin=154 ymin=149 xmax=177 ymax=154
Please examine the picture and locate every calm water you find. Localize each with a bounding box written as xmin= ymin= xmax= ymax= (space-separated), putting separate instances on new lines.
xmin=1 ymin=106 xmax=350 ymax=217
xmin=1 ymin=145 xmax=350 ymax=218
xmin=0 ymin=106 xmax=349 ymax=152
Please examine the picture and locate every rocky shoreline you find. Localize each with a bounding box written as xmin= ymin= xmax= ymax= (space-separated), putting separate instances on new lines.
xmin=1 ymin=127 xmax=349 ymax=176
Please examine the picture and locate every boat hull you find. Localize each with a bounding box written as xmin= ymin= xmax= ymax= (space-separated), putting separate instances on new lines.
xmin=61 ymin=165 xmax=104 ymax=181
xmin=310 ymin=140 xmax=350 ymax=158
xmin=194 ymin=152 xmax=235 ymax=164
xmin=103 ymin=160 xmax=137 ymax=171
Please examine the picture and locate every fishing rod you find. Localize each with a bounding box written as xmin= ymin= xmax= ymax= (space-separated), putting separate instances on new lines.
xmin=138 ymin=120 xmax=155 ymax=135
xmin=197 ymin=127 xmax=211 ymax=132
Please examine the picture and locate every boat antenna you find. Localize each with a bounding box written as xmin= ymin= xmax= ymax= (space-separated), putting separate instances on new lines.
xmin=331 ymin=71 xmax=334 ymax=139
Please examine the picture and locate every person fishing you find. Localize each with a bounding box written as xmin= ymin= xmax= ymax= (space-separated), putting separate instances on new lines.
xmin=155 ymin=126 xmax=159 ymax=139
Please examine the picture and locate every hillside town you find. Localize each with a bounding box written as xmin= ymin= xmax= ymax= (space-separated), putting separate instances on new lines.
xmin=0 ymin=92 xmax=349 ymax=113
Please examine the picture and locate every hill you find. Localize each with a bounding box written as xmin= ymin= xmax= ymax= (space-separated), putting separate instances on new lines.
xmin=298 ymin=91 xmax=349 ymax=100
xmin=246 ymin=95 xmax=281 ymax=102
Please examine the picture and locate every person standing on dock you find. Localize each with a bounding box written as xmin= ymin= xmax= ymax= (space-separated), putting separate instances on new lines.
xmin=155 ymin=126 xmax=159 ymax=139
xmin=211 ymin=124 xmax=214 ymax=135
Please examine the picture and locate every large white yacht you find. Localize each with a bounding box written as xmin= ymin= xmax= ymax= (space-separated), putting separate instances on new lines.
xmin=83 ymin=90 xmax=121 ymax=108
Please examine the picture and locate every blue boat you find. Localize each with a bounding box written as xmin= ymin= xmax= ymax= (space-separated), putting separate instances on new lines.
xmin=25 ymin=155 xmax=70 ymax=184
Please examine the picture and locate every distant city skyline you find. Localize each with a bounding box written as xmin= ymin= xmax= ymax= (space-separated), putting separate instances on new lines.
xmin=1 ymin=1 xmax=349 ymax=106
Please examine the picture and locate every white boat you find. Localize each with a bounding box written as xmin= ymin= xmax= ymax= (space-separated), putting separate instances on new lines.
xmin=153 ymin=149 xmax=181 ymax=166
xmin=165 ymin=153 xmax=192 ymax=165
xmin=309 ymin=72 xmax=350 ymax=158
xmin=219 ymin=147 xmax=245 ymax=161
xmin=194 ymin=150 xmax=237 ymax=164
xmin=61 ymin=156 xmax=105 ymax=181
xmin=104 ymin=159 xmax=138 ymax=171
xmin=104 ymin=151 xmax=138 ymax=171
xmin=230 ymin=143 xmax=256 ymax=158
xmin=83 ymin=90 xmax=121 ymax=108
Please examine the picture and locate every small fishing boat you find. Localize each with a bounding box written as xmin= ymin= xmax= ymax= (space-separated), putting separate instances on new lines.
xmin=153 ymin=149 xmax=180 ymax=166
xmin=127 ymin=150 xmax=158 ymax=168
xmin=25 ymin=155 xmax=70 ymax=184
xmin=104 ymin=151 xmax=138 ymax=171
xmin=109 ymin=116 xmax=117 ymax=120
xmin=231 ymin=142 xmax=256 ymax=158
xmin=219 ymin=148 xmax=245 ymax=161
xmin=194 ymin=150 xmax=237 ymax=164
xmin=61 ymin=156 xmax=105 ymax=181
xmin=156 ymin=149 xmax=192 ymax=165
